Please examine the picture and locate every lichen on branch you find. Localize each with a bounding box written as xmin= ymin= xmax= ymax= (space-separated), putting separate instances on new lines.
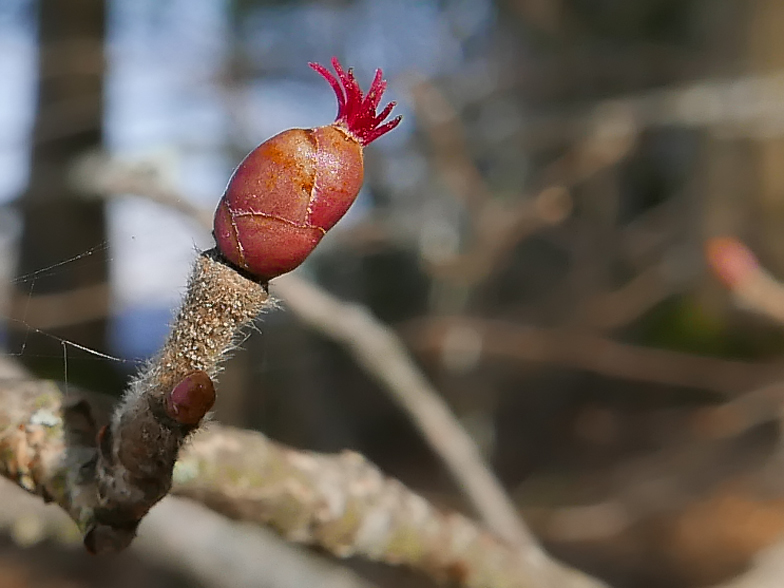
xmin=0 ymin=377 xmax=607 ymax=588
xmin=173 ymin=427 xmax=598 ymax=588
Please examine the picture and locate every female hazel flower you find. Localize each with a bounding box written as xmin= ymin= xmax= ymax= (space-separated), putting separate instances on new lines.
xmin=213 ymin=58 xmax=401 ymax=280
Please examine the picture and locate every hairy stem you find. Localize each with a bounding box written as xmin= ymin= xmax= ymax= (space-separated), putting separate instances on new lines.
xmin=86 ymin=249 xmax=269 ymax=552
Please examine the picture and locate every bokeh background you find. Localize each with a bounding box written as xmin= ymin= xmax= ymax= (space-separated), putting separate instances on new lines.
xmin=4 ymin=0 xmax=784 ymax=587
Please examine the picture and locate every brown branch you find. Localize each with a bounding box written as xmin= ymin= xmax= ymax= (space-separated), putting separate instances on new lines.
xmin=404 ymin=317 xmax=783 ymax=396
xmin=74 ymin=153 xmax=532 ymax=548
xmin=72 ymin=151 xmax=213 ymax=227
xmin=577 ymin=261 xmax=683 ymax=330
xmin=694 ymin=380 xmax=784 ymax=441
xmin=519 ymin=70 xmax=784 ymax=152
xmin=409 ymin=78 xmax=493 ymax=212
xmin=0 ymin=477 xmax=375 ymax=588
xmin=423 ymin=187 xmax=573 ymax=284
xmin=0 ymin=376 xmax=608 ymax=588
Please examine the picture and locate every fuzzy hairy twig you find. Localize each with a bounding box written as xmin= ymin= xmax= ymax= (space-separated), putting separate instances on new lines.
xmin=87 ymin=248 xmax=269 ymax=552
xmin=0 ymin=248 xmax=271 ymax=553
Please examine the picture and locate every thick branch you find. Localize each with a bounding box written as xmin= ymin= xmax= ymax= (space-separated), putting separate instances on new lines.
xmin=0 ymin=376 xmax=607 ymax=588
xmin=174 ymin=425 xmax=606 ymax=588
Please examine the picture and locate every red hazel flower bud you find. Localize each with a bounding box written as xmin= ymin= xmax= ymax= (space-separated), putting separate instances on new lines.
xmin=213 ymin=58 xmax=401 ymax=281
xmin=165 ymin=371 xmax=216 ymax=426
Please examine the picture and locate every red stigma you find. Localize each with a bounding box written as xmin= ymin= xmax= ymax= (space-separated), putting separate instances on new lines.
xmin=309 ymin=57 xmax=402 ymax=146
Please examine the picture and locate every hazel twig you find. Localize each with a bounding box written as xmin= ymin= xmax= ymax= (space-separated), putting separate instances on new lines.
xmin=62 ymin=57 xmax=406 ymax=551
xmin=65 ymin=58 xmax=535 ymax=551
xmin=0 ymin=251 xmax=267 ymax=554
xmin=88 ymin=249 xmax=270 ymax=552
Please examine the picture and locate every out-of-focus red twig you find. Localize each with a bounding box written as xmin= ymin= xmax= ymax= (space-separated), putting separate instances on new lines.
xmin=706 ymin=236 xmax=784 ymax=326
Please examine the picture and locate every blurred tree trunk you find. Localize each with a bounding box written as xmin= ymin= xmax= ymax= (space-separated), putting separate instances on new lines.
xmin=748 ymin=0 xmax=784 ymax=275
xmin=696 ymin=2 xmax=750 ymax=321
xmin=9 ymin=0 xmax=121 ymax=392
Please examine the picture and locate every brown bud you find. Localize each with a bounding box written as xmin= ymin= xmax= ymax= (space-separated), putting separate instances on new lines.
xmin=164 ymin=371 xmax=215 ymax=426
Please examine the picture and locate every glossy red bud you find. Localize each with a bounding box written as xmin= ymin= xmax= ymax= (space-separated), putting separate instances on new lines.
xmin=165 ymin=371 xmax=215 ymax=425
xmin=213 ymin=57 xmax=401 ymax=281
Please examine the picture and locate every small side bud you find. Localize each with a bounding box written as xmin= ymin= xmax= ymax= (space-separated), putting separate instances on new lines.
xmin=164 ymin=371 xmax=215 ymax=426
